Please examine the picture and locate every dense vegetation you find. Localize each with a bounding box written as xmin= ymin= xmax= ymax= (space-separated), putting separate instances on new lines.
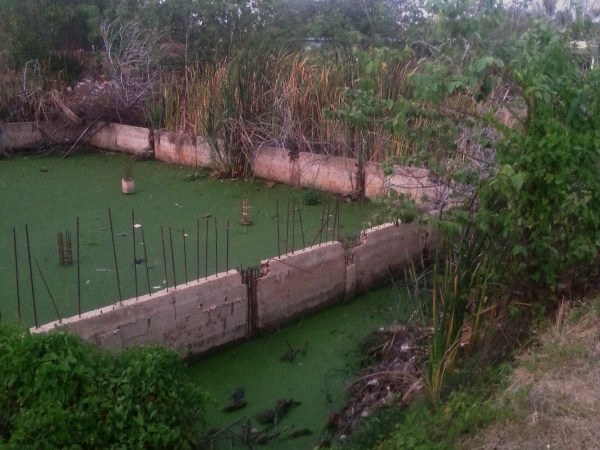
xmin=2 ymin=0 xmax=600 ymax=448
xmin=0 ymin=326 xmax=205 ymax=449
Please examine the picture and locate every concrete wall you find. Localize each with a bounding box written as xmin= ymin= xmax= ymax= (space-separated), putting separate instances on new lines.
xmin=365 ymin=162 xmax=439 ymax=204
xmin=87 ymin=122 xmax=150 ymax=156
xmin=1 ymin=121 xmax=442 ymax=204
xmin=256 ymin=242 xmax=347 ymax=331
xmin=155 ymin=130 xmax=212 ymax=167
xmin=34 ymin=222 xmax=429 ymax=358
xmin=347 ymin=221 xmax=426 ymax=296
xmin=0 ymin=122 xmax=43 ymax=150
xmin=252 ymin=146 xmax=359 ymax=195
xmin=297 ymin=152 xmax=357 ymax=195
xmin=35 ymin=271 xmax=247 ymax=358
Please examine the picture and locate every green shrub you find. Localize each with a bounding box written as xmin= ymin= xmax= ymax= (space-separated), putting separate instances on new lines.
xmin=0 ymin=325 xmax=205 ymax=449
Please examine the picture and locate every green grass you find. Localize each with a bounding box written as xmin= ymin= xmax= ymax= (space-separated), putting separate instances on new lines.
xmin=0 ymin=150 xmax=376 ymax=327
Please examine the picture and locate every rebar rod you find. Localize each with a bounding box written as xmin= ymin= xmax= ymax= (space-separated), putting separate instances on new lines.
xmin=76 ymin=217 xmax=81 ymax=316
xmin=161 ymin=226 xmax=169 ymax=291
xmin=108 ymin=209 xmax=122 ymax=304
xmin=35 ymin=258 xmax=61 ymax=323
xmin=25 ymin=225 xmax=37 ymax=328
xmin=140 ymin=226 xmax=151 ymax=296
xmin=169 ymin=227 xmax=177 ymax=288
xmin=276 ymin=199 xmax=281 ymax=257
xmin=13 ymin=227 xmax=21 ymax=321
xmin=131 ymin=210 xmax=138 ymax=300
xmin=182 ymin=228 xmax=188 ymax=284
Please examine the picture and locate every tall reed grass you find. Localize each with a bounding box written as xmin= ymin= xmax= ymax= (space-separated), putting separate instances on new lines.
xmin=152 ymin=51 xmax=444 ymax=175
xmin=408 ymin=223 xmax=494 ymax=406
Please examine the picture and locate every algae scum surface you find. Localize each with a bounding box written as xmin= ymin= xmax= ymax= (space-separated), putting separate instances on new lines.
xmin=0 ymin=150 xmax=375 ymax=326
xmin=189 ymin=285 xmax=410 ymax=449
xmin=1 ymin=151 xmax=412 ymax=448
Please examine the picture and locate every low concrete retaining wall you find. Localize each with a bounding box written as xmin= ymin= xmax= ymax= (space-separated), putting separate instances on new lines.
xmin=88 ymin=122 xmax=150 ymax=156
xmin=34 ymin=271 xmax=247 ymax=358
xmin=252 ymin=146 xmax=359 ymax=196
xmin=0 ymin=121 xmax=441 ymax=204
xmin=155 ymin=130 xmax=212 ymax=166
xmin=33 ymin=222 xmax=430 ymax=357
xmin=0 ymin=122 xmax=43 ymax=150
xmin=256 ymin=242 xmax=347 ymax=330
xmin=365 ymin=162 xmax=439 ymax=202
xmin=349 ymin=221 xmax=425 ymax=295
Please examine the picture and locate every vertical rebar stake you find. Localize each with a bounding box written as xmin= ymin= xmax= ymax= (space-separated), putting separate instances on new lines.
xmin=319 ymin=203 xmax=326 ymax=246
xmin=298 ymin=208 xmax=306 ymax=249
xmin=214 ymin=217 xmax=218 ymax=276
xmin=161 ymin=226 xmax=169 ymax=291
xmin=324 ymin=200 xmax=330 ymax=243
xmin=169 ymin=227 xmax=177 ymax=288
xmin=276 ymin=199 xmax=281 ymax=257
xmin=182 ymin=228 xmax=188 ymax=285
xmin=331 ymin=201 xmax=338 ymax=244
xmin=226 ymin=220 xmax=230 ymax=273
xmin=285 ymin=202 xmax=290 ymax=255
xmin=108 ymin=209 xmax=122 ymax=304
xmin=35 ymin=258 xmax=61 ymax=323
xmin=196 ymin=219 xmax=200 ymax=281
xmin=292 ymin=200 xmax=296 ymax=254
xmin=337 ymin=197 xmax=341 ymax=241
xmin=140 ymin=226 xmax=151 ymax=296
xmin=13 ymin=227 xmax=21 ymax=321
xmin=25 ymin=225 xmax=37 ymax=328
xmin=205 ymin=218 xmax=209 ymax=279
xmin=76 ymin=217 xmax=81 ymax=317
xmin=132 ymin=210 xmax=138 ymax=300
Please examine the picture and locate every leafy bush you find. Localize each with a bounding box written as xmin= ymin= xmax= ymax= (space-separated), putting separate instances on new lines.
xmin=479 ymin=23 xmax=600 ymax=292
xmin=0 ymin=326 xmax=205 ymax=449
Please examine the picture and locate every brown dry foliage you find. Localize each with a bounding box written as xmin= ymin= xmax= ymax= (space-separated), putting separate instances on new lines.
xmin=461 ymin=300 xmax=600 ymax=450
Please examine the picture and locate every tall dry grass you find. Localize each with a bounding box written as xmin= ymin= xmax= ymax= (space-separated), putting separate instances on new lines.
xmin=153 ymin=52 xmax=443 ymax=174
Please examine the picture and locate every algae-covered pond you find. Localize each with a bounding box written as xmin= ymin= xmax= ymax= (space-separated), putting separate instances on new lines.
xmin=189 ymin=284 xmax=411 ymax=449
xmin=0 ymin=150 xmax=376 ymax=326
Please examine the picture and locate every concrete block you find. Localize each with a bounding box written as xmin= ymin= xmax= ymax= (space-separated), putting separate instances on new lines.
xmin=252 ymin=146 xmax=293 ymax=184
xmin=353 ymin=222 xmax=426 ymax=293
xmin=88 ymin=122 xmax=150 ymax=155
xmin=155 ymin=130 xmax=212 ymax=167
xmin=365 ymin=162 xmax=439 ymax=205
xmin=119 ymin=319 xmax=150 ymax=341
xmin=256 ymin=242 xmax=346 ymax=330
xmin=0 ymin=122 xmax=42 ymax=150
xmin=95 ymin=329 xmax=122 ymax=351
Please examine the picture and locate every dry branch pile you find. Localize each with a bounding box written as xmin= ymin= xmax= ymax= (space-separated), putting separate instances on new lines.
xmin=330 ymin=324 xmax=428 ymax=436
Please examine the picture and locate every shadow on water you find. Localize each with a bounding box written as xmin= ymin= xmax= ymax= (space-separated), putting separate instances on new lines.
xmin=188 ymin=284 xmax=411 ymax=449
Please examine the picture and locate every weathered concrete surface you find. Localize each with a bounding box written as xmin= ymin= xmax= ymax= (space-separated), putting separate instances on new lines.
xmin=348 ymin=222 xmax=427 ymax=294
xmin=252 ymin=146 xmax=358 ymax=195
xmin=256 ymin=242 xmax=347 ymax=331
xmin=365 ymin=162 xmax=439 ymax=204
xmin=252 ymin=146 xmax=293 ymax=184
xmin=34 ymin=271 xmax=247 ymax=357
xmin=2 ymin=121 xmax=442 ymax=205
xmin=297 ymin=152 xmax=357 ymax=195
xmin=32 ymin=222 xmax=432 ymax=357
xmin=87 ymin=122 xmax=150 ymax=155
xmin=155 ymin=130 xmax=212 ymax=167
xmin=0 ymin=122 xmax=43 ymax=151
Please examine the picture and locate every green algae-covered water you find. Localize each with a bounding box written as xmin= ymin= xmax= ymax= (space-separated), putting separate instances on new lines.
xmin=189 ymin=284 xmax=411 ymax=449
xmin=0 ymin=150 xmax=376 ymax=326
